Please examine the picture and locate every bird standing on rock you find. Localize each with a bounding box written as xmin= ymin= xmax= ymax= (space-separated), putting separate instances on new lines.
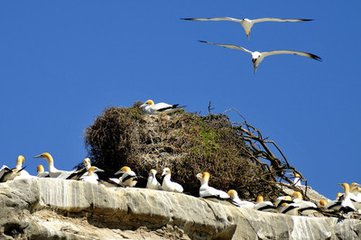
xmin=161 ymin=167 xmax=183 ymax=193
xmin=196 ymin=171 xmax=229 ymax=199
xmin=115 ymin=166 xmax=138 ymax=187
xmin=146 ymin=169 xmax=161 ymax=190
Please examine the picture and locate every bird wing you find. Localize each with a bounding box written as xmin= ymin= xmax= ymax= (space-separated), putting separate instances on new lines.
xmin=199 ymin=40 xmax=253 ymax=54
xmin=181 ymin=17 xmax=241 ymax=22
xmin=154 ymin=103 xmax=181 ymax=112
xmin=252 ymin=18 xmax=313 ymax=24
xmin=262 ymin=50 xmax=322 ymax=61
xmin=66 ymin=167 xmax=87 ymax=180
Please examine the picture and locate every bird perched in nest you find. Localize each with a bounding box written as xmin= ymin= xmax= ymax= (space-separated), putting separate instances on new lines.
xmin=196 ymin=171 xmax=229 ymax=199
xmin=139 ymin=99 xmax=184 ymax=115
xmin=36 ymin=164 xmax=50 ymax=178
xmin=253 ymin=195 xmax=277 ymax=213
xmin=146 ymin=169 xmax=161 ymax=190
xmin=66 ymin=158 xmax=92 ymax=180
xmin=291 ymin=191 xmax=319 ymax=216
xmin=227 ymin=189 xmax=254 ymax=208
xmin=80 ymin=166 xmax=105 ymax=184
xmin=161 ymin=167 xmax=183 ymax=193
xmin=114 ymin=166 xmax=138 ymax=187
xmin=0 ymin=155 xmax=30 ymax=182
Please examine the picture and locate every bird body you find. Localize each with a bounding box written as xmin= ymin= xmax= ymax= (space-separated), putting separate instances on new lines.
xmin=291 ymin=191 xmax=318 ymax=216
xmin=181 ymin=17 xmax=313 ymax=38
xmin=34 ymin=152 xmax=75 ymax=178
xmin=146 ymin=169 xmax=161 ymax=190
xmin=115 ymin=166 xmax=138 ymax=187
xmin=161 ymin=167 xmax=183 ymax=192
xmin=80 ymin=166 xmax=104 ymax=184
xmin=0 ymin=155 xmax=30 ymax=182
xmin=254 ymin=195 xmax=277 ymax=213
xmin=227 ymin=190 xmax=254 ymax=208
xmin=140 ymin=99 xmax=183 ymax=114
xmin=36 ymin=164 xmax=50 ymax=178
xmin=196 ymin=172 xmax=229 ymax=199
xmin=199 ymin=40 xmax=321 ymax=72
xmin=66 ymin=158 xmax=92 ymax=180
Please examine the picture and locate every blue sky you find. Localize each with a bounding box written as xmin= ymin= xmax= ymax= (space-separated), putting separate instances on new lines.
xmin=0 ymin=1 xmax=360 ymax=199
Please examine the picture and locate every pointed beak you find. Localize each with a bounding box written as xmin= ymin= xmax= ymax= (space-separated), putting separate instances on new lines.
xmin=139 ymin=103 xmax=146 ymax=108
xmin=96 ymin=168 xmax=105 ymax=173
xmin=34 ymin=154 xmax=42 ymax=158
xmin=114 ymin=170 xmax=123 ymax=175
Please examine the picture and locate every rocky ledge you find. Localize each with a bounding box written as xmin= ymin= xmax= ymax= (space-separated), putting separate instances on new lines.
xmin=0 ymin=178 xmax=360 ymax=240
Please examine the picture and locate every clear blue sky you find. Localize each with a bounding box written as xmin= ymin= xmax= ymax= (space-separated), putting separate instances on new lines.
xmin=0 ymin=1 xmax=360 ymax=199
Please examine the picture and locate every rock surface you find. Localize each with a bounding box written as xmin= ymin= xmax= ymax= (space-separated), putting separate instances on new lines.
xmin=0 ymin=178 xmax=360 ymax=240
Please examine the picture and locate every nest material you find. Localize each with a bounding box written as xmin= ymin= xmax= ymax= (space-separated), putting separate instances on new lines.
xmin=85 ymin=105 xmax=284 ymax=199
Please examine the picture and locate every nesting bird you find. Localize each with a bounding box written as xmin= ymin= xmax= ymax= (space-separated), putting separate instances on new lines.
xmin=115 ymin=166 xmax=138 ymax=187
xmin=34 ymin=152 xmax=75 ymax=178
xmin=139 ymin=99 xmax=183 ymax=115
xmin=161 ymin=167 xmax=183 ymax=193
xmin=66 ymin=158 xmax=93 ymax=180
xmin=253 ymin=195 xmax=277 ymax=213
xmin=0 ymin=155 xmax=30 ymax=182
xmin=146 ymin=169 xmax=161 ymax=190
xmin=199 ymin=40 xmax=321 ymax=72
xmin=36 ymin=164 xmax=50 ymax=177
xmin=181 ymin=17 xmax=313 ymax=38
xmin=227 ymin=190 xmax=254 ymax=208
xmin=196 ymin=172 xmax=229 ymax=199
xmin=291 ymin=191 xmax=319 ymax=216
xmin=80 ymin=166 xmax=104 ymax=184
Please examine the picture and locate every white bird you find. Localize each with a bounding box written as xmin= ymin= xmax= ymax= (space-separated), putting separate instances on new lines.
xmin=146 ymin=169 xmax=161 ymax=190
xmin=279 ymin=202 xmax=299 ymax=215
xmin=196 ymin=172 xmax=229 ymax=199
xmin=349 ymin=182 xmax=361 ymax=210
xmin=80 ymin=166 xmax=104 ymax=184
xmin=181 ymin=17 xmax=313 ymax=38
xmin=36 ymin=164 xmax=50 ymax=178
xmin=253 ymin=195 xmax=277 ymax=213
xmin=293 ymin=173 xmax=302 ymax=187
xmin=291 ymin=191 xmax=318 ymax=216
xmin=318 ymin=192 xmax=344 ymax=212
xmin=161 ymin=167 xmax=183 ymax=193
xmin=34 ymin=152 xmax=75 ymax=178
xmin=274 ymin=195 xmax=293 ymax=208
xmin=66 ymin=158 xmax=93 ymax=180
xmin=199 ymin=40 xmax=322 ymax=72
xmin=139 ymin=99 xmax=183 ymax=115
xmin=0 ymin=155 xmax=30 ymax=182
xmin=115 ymin=166 xmax=138 ymax=187
xmin=227 ymin=190 xmax=254 ymax=208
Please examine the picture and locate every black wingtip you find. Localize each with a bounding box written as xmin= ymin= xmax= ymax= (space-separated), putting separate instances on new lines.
xmin=180 ymin=18 xmax=194 ymax=20
xmin=301 ymin=18 xmax=314 ymax=21
xmin=198 ymin=40 xmax=208 ymax=44
xmin=310 ymin=53 xmax=322 ymax=62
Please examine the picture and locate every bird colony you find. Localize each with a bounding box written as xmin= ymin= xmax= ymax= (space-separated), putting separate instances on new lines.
xmin=1 ymin=99 xmax=360 ymax=219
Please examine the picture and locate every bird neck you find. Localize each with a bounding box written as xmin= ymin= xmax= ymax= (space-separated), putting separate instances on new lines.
xmin=163 ymin=174 xmax=171 ymax=182
xmin=15 ymin=159 xmax=23 ymax=170
xmin=46 ymin=157 xmax=57 ymax=173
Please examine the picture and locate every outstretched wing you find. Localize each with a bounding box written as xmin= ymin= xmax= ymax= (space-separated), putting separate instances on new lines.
xmin=181 ymin=17 xmax=241 ymax=22
xmin=262 ymin=50 xmax=322 ymax=61
xmin=252 ymin=18 xmax=313 ymax=24
xmin=199 ymin=40 xmax=253 ymax=54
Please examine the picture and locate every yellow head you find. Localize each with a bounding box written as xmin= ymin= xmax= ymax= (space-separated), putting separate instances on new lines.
xmin=292 ymin=191 xmax=303 ymax=200
xmin=149 ymin=169 xmax=157 ymax=176
xmin=340 ymin=183 xmax=350 ymax=194
xmin=227 ymin=189 xmax=238 ymax=199
xmin=120 ymin=166 xmax=131 ymax=173
xmin=350 ymin=182 xmax=360 ymax=192
xmin=145 ymin=99 xmax=155 ymax=106
xmin=162 ymin=167 xmax=171 ymax=176
xmin=16 ymin=155 xmax=25 ymax=165
xmin=319 ymin=198 xmax=328 ymax=207
xmin=256 ymin=195 xmax=264 ymax=203
xmin=294 ymin=173 xmax=301 ymax=178
xmin=37 ymin=164 xmax=45 ymax=173
xmin=196 ymin=172 xmax=210 ymax=182
xmin=34 ymin=152 xmax=53 ymax=162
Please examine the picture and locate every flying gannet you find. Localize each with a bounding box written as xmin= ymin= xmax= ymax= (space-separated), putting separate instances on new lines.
xmin=146 ymin=169 xmax=161 ymax=190
xmin=181 ymin=17 xmax=313 ymax=38
xmin=139 ymin=99 xmax=183 ymax=115
xmin=161 ymin=167 xmax=183 ymax=193
xmin=34 ymin=152 xmax=75 ymax=178
xmin=253 ymin=195 xmax=277 ymax=213
xmin=196 ymin=172 xmax=229 ymax=199
xmin=0 ymin=155 xmax=30 ymax=182
xmin=115 ymin=166 xmax=138 ymax=187
xmin=199 ymin=40 xmax=321 ymax=72
xmin=227 ymin=189 xmax=254 ymax=208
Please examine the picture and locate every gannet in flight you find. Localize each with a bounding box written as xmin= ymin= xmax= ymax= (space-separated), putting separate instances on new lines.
xmin=115 ymin=166 xmax=138 ymax=187
xmin=199 ymin=40 xmax=321 ymax=72
xmin=139 ymin=99 xmax=183 ymax=115
xmin=196 ymin=172 xmax=229 ymax=199
xmin=0 ymin=155 xmax=30 ymax=182
xmin=181 ymin=17 xmax=312 ymax=38
xmin=34 ymin=152 xmax=75 ymax=178
xmin=161 ymin=167 xmax=183 ymax=193
xmin=146 ymin=169 xmax=161 ymax=190
xmin=253 ymin=195 xmax=277 ymax=213
xmin=227 ymin=190 xmax=254 ymax=208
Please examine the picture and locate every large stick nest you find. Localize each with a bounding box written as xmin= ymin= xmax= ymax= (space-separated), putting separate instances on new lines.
xmin=84 ymin=104 xmax=301 ymax=200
